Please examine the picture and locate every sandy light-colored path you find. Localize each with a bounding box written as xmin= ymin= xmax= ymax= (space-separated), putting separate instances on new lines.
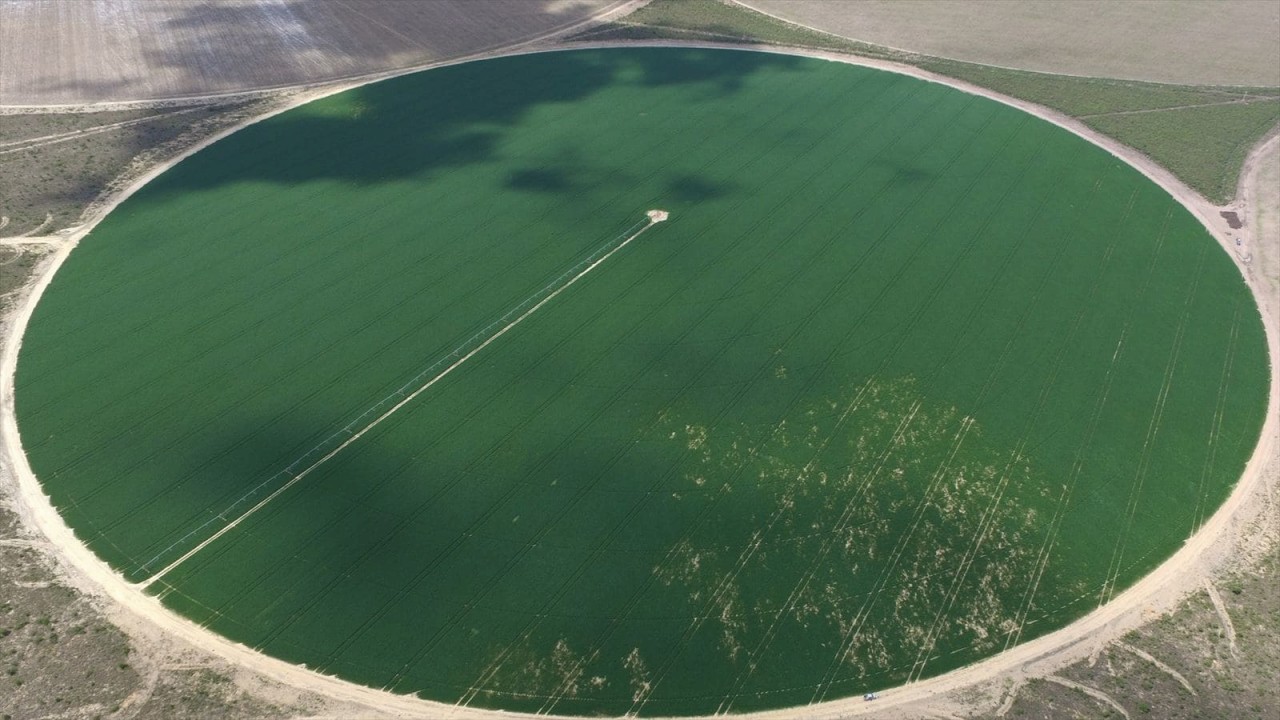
xmin=1 ymin=40 xmax=1277 ymax=720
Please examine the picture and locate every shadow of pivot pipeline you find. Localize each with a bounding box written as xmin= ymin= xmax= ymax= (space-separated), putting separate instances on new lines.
xmin=137 ymin=209 xmax=669 ymax=588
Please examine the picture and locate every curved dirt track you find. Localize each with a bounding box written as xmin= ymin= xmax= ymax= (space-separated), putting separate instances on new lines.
xmin=1 ymin=41 xmax=1276 ymax=720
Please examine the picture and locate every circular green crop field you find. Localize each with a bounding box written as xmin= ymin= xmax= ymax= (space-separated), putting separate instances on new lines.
xmin=15 ymin=49 xmax=1269 ymax=716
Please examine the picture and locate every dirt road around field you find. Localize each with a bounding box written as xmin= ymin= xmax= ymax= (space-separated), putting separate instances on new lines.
xmin=1238 ymin=133 xmax=1280 ymax=321
xmin=0 ymin=41 xmax=1277 ymax=720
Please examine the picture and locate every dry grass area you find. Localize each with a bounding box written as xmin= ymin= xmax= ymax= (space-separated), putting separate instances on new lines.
xmin=1002 ymin=547 xmax=1280 ymax=720
xmin=0 ymin=102 xmax=278 ymax=236
xmin=0 ymin=247 xmax=48 ymax=306
xmin=739 ymin=0 xmax=1280 ymax=87
xmin=0 ymin=483 xmax=340 ymax=720
xmin=0 ymin=0 xmax=623 ymax=106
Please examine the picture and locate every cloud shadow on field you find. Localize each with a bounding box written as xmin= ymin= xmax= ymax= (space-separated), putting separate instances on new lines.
xmin=665 ymin=174 xmax=739 ymax=203
xmin=133 ymin=47 xmax=806 ymax=197
xmin=143 ymin=410 xmax=687 ymax=708
xmin=508 ymin=167 xmax=576 ymax=193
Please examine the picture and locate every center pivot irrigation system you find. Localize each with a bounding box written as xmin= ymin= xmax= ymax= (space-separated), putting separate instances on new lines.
xmin=139 ymin=210 xmax=670 ymax=588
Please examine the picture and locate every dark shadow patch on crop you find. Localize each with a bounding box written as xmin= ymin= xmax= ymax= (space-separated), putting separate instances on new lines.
xmin=508 ymin=167 xmax=576 ymax=193
xmin=867 ymin=154 xmax=935 ymax=186
xmin=628 ymin=47 xmax=791 ymax=94
xmin=136 ymin=411 xmax=687 ymax=709
xmin=123 ymin=48 xmax=806 ymax=199
xmin=665 ymin=174 xmax=738 ymax=204
xmin=504 ymin=145 xmax=641 ymax=195
xmin=890 ymin=165 xmax=933 ymax=184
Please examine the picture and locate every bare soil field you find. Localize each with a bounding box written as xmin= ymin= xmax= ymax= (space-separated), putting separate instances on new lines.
xmin=0 ymin=0 xmax=629 ymax=106
xmin=739 ymin=0 xmax=1280 ymax=87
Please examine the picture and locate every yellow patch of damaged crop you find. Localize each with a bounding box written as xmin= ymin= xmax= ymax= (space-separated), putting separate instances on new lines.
xmin=646 ymin=375 xmax=1054 ymax=677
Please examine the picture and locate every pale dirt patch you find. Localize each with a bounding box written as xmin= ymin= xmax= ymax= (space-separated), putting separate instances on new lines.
xmin=1044 ymin=675 xmax=1131 ymax=719
xmin=1202 ymin=580 xmax=1240 ymax=658
xmin=0 ymin=40 xmax=1276 ymax=720
xmin=738 ymin=0 xmax=1280 ymax=87
xmin=1241 ymin=133 xmax=1280 ymax=322
xmin=0 ymin=212 xmax=52 ymax=240
xmin=1113 ymin=640 xmax=1197 ymax=695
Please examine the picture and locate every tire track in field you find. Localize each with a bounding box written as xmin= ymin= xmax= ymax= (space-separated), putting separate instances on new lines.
xmin=1004 ymin=197 xmax=1169 ymax=651
xmin=710 ymin=398 xmax=921 ymax=714
xmin=809 ymin=416 xmax=975 ymax=705
xmin=169 ymin=225 xmax=696 ymax=628
xmin=0 ymin=107 xmax=207 ymax=155
xmin=118 ymin=211 xmax=657 ymax=545
xmin=154 ymin=214 xmax=703 ymax=626
xmin=1098 ymin=240 xmax=1208 ymax=606
xmin=901 ymin=170 xmax=1074 ymax=684
xmin=1194 ymin=305 xmax=1242 ymax=530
